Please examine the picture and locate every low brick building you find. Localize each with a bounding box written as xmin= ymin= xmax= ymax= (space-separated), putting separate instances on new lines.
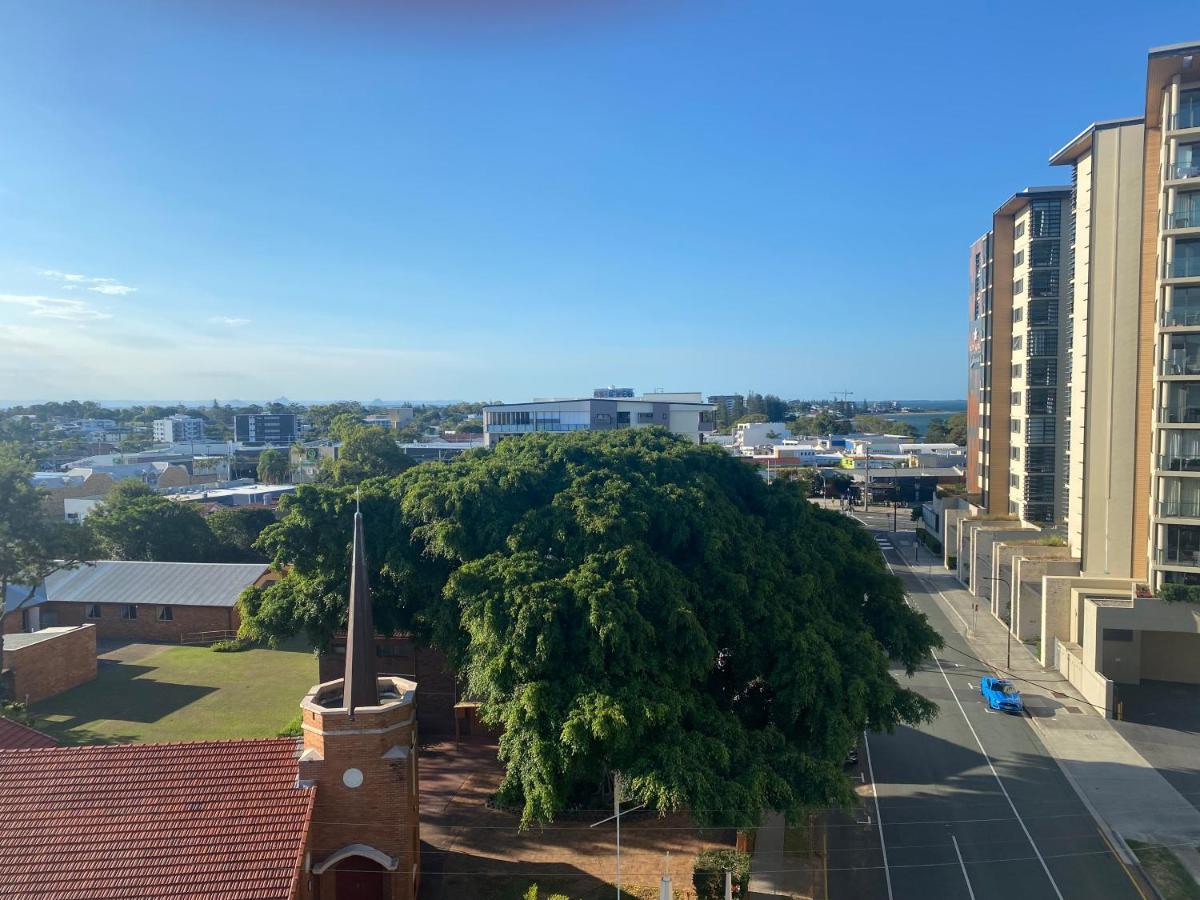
xmin=1 ymin=625 xmax=96 ymax=704
xmin=0 ymin=512 xmax=420 ymax=900
xmin=8 ymin=561 xmax=277 ymax=644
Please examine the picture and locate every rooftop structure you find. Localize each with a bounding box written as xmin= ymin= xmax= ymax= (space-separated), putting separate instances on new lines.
xmin=483 ymin=393 xmax=714 ymax=448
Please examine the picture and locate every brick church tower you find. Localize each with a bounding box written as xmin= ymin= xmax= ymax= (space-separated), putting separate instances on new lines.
xmin=297 ymin=510 xmax=420 ymax=900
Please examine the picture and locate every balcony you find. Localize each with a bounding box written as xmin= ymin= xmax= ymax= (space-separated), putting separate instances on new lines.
xmin=1161 ymin=358 xmax=1200 ymax=376
xmin=1164 ymin=306 xmax=1200 ymax=327
xmin=1168 ymin=258 xmax=1200 ymax=279
xmin=1158 ymin=548 xmax=1200 ymax=568
xmin=1159 ymin=454 xmax=1200 ymax=472
xmin=1169 ymin=110 xmax=1200 ymax=131
xmin=1169 ymin=162 xmax=1200 ymax=181
xmin=1167 ymin=208 xmax=1200 ymax=230
xmin=1161 ymin=405 xmax=1200 ymax=424
xmin=1159 ymin=498 xmax=1200 ymax=518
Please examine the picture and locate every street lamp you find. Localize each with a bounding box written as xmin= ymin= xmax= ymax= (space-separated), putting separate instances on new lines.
xmin=982 ymin=572 xmax=1015 ymax=670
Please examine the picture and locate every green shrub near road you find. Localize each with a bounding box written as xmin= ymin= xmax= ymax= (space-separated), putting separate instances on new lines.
xmin=693 ymin=849 xmax=751 ymax=899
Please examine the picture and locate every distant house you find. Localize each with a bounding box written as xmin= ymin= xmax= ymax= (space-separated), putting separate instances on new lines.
xmin=8 ymin=561 xmax=278 ymax=643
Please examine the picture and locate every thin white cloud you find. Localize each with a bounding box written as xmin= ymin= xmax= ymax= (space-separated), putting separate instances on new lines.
xmin=0 ymin=293 xmax=112 ymax=322
xmin=208 ymin=316 xmax=252 ymax=327
xmin=41 ymin=269 xmax=137 ymax=296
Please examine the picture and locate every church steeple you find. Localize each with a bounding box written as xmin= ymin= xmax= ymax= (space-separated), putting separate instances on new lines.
xmin=343 ymin=508 xmax=378 ymax=715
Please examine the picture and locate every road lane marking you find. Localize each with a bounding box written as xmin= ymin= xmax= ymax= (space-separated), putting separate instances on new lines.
xmin=862 ymin=731 xmax=894 ymax=900
xmin=930 ymin=654 xmax=1065 ymax=899
xmin=951 ymin=834 xmax=976 ymax=900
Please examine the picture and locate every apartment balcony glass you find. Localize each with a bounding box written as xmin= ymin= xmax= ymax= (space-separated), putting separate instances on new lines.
xmin=1027 ymin=359 xmax=1058 ymax=387
xmin=1025 ymin=416 xmax=1056 ymax=445
xmin=1167 ymin=193 xmax=1200 ymax=230
xmin=1025 ymin=445 xmax=1055 ymax=474
xmin=1159 ymin=498 xmax=1200 ymax=518
xmin=1169 ymin=240 xmax=1200 ymax=278
xmin=1160 ymin=429 xmax=1200 ymax=470
xmin=1170 ymin=92 xmax=1200 ymax=131
xmin=1172 ymin=145 xmax=1200 ymax=181
xmin=1030 ymin=270 xmax=1061 ymax=299
xmin=1163 ymin=333 xmax=1200 ymax=376
xmin=1162 ymin=383 xmax=1200 ymax=423
xmin=1026 ymin=388 xmax=1057 ymax=416
xmin=1028 ymin=299 xmax=1058 ymax=327
xmin=1158 ymin=524 xmax=1200 ymax=567
xmin=1029 ymin=199 xmax=1062 ymax=239
xmin=1026 ymin=330 xmax=1058 ymax=358
xmin=1165 ymin=287 xmax=1200 ymax=326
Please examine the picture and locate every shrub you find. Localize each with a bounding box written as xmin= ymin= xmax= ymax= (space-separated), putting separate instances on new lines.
xmin=277 ymin=714 xmax=302 ymax=737
xmin=1158 ymin=583 xmax=1200 ymax=604
xmin=693 ymin=849 xmax=751 ymax=899
xmin=916 ymin=527 xmax=942 ymax=554
xmin=211 ymin=639 xmax=248 ymax=653
xmin=1037 ymin=534 xmax=1066 ymax=547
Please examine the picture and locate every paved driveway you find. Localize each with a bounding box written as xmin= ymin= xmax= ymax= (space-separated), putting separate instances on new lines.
xmin=96 ymin=640 xmax=174 ymax=665
xmin=1112 ymin=680 xmax=1200 ymax=817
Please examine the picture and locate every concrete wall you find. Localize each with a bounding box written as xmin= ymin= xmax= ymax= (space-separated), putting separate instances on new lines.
xmin=1054 ymin=638 xmax=1115 ymax=715
xmin=1141 ymin=631 xmax=1200 ymax=682
xmin=7 ymin=625 xmax=96 ymax=704
xmin=1039 ymin=575 xmax=1132 ymax=667
xmin=1008 ymin=550 xmax=1078 ymax=640
xmin=971 ymin=526 xmax=1037 ymax=603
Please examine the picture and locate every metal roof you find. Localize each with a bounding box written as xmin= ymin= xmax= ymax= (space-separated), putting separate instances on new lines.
xmin=39 ymin=561 xmax=270 ymax=609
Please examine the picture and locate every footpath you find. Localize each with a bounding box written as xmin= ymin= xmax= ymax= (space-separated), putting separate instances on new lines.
xmin=903 ymin=553 xmax=1200 ymax=884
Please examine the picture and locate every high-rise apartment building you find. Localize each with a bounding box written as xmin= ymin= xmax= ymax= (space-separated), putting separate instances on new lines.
xmin=969 ymin=188 xmax=1073 ymax=526
xmin=944 ymin=42 xmax=1200 ymax=716
xmin=152 ymin=414 xmax=205 ymax=443
xmin=1050 ymin=118 xmax=1145 ymax=577
xmin=1144 ymin=45 xmax=1200 ymax=590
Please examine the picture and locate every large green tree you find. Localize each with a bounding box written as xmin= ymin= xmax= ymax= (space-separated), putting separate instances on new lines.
xmin=0 ymin=445 xmax=94 ymax=691
xmin=86 ymin=482 xmax=217 ymax=562
xmin=206 ymin=507 xmax=277 ymax=562
xmin=243 ymin=430 xmax=939 ymax=828
xmin=925 ymin=413 xmax=967 ymax=445
xmin=257 ymin=448 xmax=289 ymax=484
xmin=321 ymin=425 xmax=415 ymax=485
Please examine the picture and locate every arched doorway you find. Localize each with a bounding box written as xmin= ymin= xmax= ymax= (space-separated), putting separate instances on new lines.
xmin=333 ymin=855 xmax=388 ymax=900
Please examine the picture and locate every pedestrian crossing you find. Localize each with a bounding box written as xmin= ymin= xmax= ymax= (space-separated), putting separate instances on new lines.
xmin=874 ymin=535 xmax=894 ymax=552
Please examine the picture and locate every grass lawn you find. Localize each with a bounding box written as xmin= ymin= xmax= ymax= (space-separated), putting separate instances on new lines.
xmin=31 ymin=641 xmax=317 ymax=745
xmin=1127 ymin=840 xmax=1200 ymax=900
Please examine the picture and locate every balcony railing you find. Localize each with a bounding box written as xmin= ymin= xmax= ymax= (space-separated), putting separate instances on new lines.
xmin=1158 ymin=454 xmax=1200 ymax=472
xmin=1164 ymin=307 xmax=1200 ymax=327
xmin=1169 ymin=163 xmax=1200 ymax=181
xmin=1170 ymin=258 xmax=1200 ymax=279
xmin=1160 ymin=406 xmax=1200 ymax=424
xmin=1169 ymin=110 xmax=1200 ymax=131
xmin=1161 ymin=358 xmax=1200 ymax=376
xmin=1159 ymin=499 xmax=1200 ymax=518
xmin=1157 ymin=548 xmax=1200 ymax=568
xmin=1168 ymin=208 xmax=1200 ymax=230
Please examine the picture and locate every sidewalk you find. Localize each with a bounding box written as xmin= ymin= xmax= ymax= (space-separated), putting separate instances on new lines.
xmin=908 ymin=560 xmax=1200 ymax=881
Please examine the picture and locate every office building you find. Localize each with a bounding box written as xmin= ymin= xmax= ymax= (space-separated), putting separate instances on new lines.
xmin=151 ymin=415 xmax=205 ymax=443
xmin=234 ymin=413 xmax=298 ymax=445
xmin=483 ymin=393 xmax=715 ymax=447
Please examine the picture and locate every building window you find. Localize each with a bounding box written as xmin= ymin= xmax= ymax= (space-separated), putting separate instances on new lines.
xmin=1010 ymin=446 xmax=1022 ymax=461
xmin=1013 ymin=279 xmax=1025 ymax=296
xmin=1103 ymin=628 xmax=1134 ymax=643
xmin=1011 ymin=335 xmax=1023 ymax=350
xmin=1008 ymin=501 xmax=1019 ymax=515
xmin=86 ymin=604 xmax=101 ymax=619
xmin=1014 ymin=221 xmax=1025 ymax=239
xmin=1011 ymin=363 xmax=1023 ymax=378
xmin=1013 ymin=250 xmax=1024 ymax=267
xmin=1010 ymin=391 xmax=1022 ymax=406
xmin=1011 ymin=420 xmax=1022 ymax=434
xmin=157 ymin=606 xmax=174 ymax=622
xmin=616 ymin=411 xmax=630 ymax=425
xmin=122 ymin=604 xmax=138 ymax=620
xmin=1009 ymin=473 xmax=1020 ymax=487
xmin=1013 ymin=307 xmax=1024 ymax=323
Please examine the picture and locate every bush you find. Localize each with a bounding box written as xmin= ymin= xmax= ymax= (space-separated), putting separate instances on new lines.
xmin=211 ymin=639 xmax=249 ymax=653
xmin=1037 ymin=534 xmax=1067 ymax=547
xmin=693 ymin=849 xmax=751 ymax=899
xmin=277 ymin=714 xmax=302 ymax=737
xmin=915 ymin=527 xmax=942 ymax=554
xmin=1158 ymin=583 xmax=1200 ymax=604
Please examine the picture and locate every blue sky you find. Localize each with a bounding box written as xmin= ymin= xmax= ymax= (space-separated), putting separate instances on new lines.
xmin=0 ymin=1 xmax=1191 ymax=404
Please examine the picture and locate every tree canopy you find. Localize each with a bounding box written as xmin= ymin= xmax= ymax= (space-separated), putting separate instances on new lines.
xmin=205 ymin=507 xmax=277 ymax=562
xmin=925 ymin=413 xmax=967 ymax=445
xmin=320 ymin=424 xmax=415 ymax=485
xmin=244 ymin=429 xmax=939 ymax=828
xmin=1 ymin=444 xmax=94 ymax=691
xmin=852 ymin=415 xmax=918 ymax=438
xmin=256 ymin=448 xmax=289 ymax=485
xmin=86 ymin=482 xmax=218 ymax=562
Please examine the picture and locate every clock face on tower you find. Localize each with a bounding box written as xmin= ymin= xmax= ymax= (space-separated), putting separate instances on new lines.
xmin=342 ymin=767 xmax=364 ymax=789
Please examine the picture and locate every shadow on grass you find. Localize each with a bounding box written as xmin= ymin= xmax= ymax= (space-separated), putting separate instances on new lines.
xmin=31 ymin=662 xmax=217 ymax=741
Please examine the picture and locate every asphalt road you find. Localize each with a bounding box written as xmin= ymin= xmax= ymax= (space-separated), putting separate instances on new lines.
xmin=826 ymin=513 xmax=1146 ymax=900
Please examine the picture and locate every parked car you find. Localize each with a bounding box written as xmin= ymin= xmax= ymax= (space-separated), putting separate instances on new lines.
xmin=980 ymin=676 xmax=1023 ymax=713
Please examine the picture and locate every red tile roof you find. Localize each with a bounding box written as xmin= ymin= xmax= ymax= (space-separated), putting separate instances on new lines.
xmin=0 ymin=717 xmax=57 ymax=750
xmin=0 ymin=738 xmax=314 ymax=900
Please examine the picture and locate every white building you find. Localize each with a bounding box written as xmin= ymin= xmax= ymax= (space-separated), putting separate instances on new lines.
xmin=732 ymin=422 xmax=791 ymax=451
xmin=152 ymin=415 xmax=206 ymax=443
xmin=483 ymin=393 xmax=715 ymax=448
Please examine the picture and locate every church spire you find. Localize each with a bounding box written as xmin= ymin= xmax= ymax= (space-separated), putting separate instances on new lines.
xmin=343 ymin=508 xmax=378 ymax=716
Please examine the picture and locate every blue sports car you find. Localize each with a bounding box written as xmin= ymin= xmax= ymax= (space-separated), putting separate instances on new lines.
xmin=980 ymin=676 xmax=1024 ymax=713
